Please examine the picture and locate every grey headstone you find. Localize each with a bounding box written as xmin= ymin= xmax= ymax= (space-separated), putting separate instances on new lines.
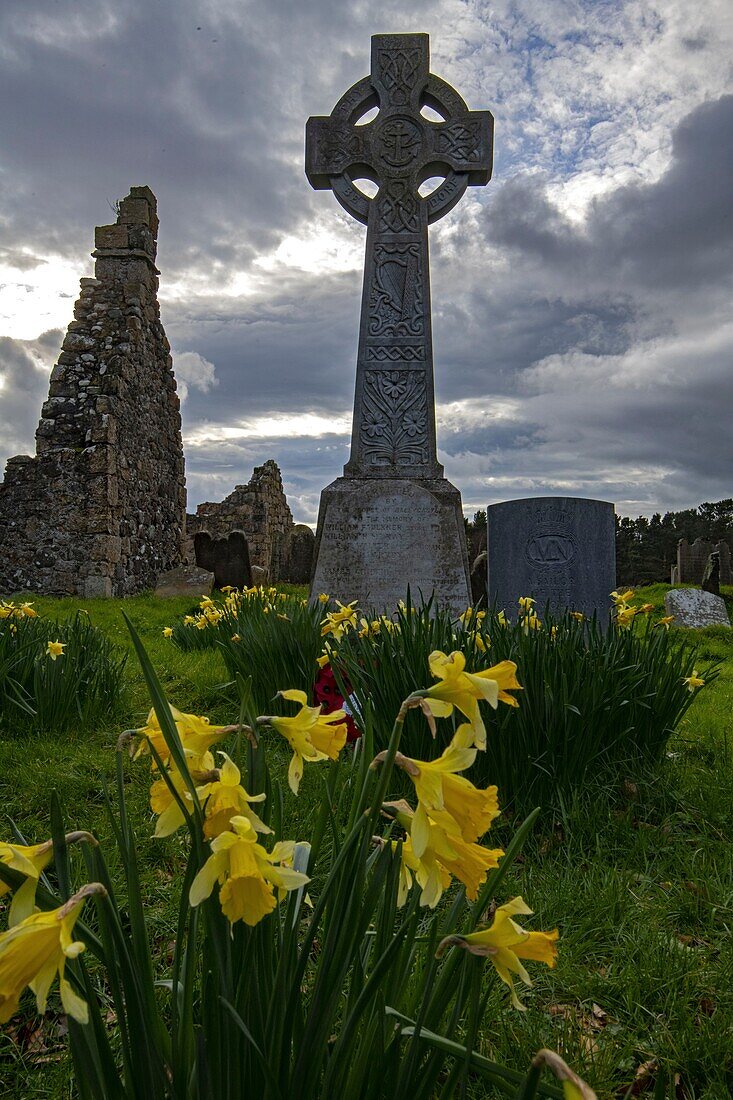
xmin=288 ymin=524 xmax=315 ymax=584
xmin=194 ymin=530 xmax=251 ymax=590
xmin=664 ymin=588 xmax=730 ymax=628
xmin=155 ymin=564 xmax=214 ymax=598
xmin=487 ymin=497 xmax=616 ymax=621
xmin=701 ymin=551 xmax=720 ymax=596
xmin=305 ymin=34 xmax=493 ymax=613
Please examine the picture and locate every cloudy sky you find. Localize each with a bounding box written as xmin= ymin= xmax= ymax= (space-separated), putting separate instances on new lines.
xmin=1 ymin=0 xmax=731 ymax=525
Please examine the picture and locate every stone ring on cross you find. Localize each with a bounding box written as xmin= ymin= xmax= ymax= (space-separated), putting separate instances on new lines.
xmin=306 ymin=33 xmax=493 ymax=225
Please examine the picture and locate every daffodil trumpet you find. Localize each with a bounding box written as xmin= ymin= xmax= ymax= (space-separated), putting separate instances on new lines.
xmin=436 ymin=896 xmax=558 ymax=1010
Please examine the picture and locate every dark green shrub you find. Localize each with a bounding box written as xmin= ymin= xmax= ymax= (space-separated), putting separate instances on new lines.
xmin=0 ymin=609 xmax=127 ymax=734
xmin=336 ymin=604 xmax=716 ymax=811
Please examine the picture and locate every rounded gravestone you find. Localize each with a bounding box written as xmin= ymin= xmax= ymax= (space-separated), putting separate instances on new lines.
xmin=487 ymin=497 xmax=616 ymax=622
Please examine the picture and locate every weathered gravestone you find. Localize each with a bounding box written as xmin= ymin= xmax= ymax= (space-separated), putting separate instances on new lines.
xmin=664 ymin=588 xmax=730 ymax=628
xmin=287 ymin=524 xmax=316 ymax=584
xmin=306 ymin=33 xmax=493 ymax=612
xmin=194 ymin=531 xmax=251 ymax=590
xmin=487 ymin=497 xmax=616 ymax=621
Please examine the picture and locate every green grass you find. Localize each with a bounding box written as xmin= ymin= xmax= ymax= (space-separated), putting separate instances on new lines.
xmin=0 ymin=585 xmax=731 ymax=1098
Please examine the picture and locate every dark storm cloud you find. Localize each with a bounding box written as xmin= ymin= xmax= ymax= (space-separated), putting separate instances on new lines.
xmin=0 ymin=1 xmax=730 ymax=520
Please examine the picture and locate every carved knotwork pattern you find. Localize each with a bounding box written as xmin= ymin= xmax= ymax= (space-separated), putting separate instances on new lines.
xmin=320 ymin=127 xmax=364 ymax=174
xmin=435 ymin=119 xmax=484 ymax=162
xmin=360 ymin=370 xmax=429 ymax=467
xmin=366 ymin=346 xmax=424 ymax=361
xmin=377 ymin=48 xmax=423 ymax=106
xmin=369 ymin=243 xmax=423 ymax=337
xmin=377 ymin=181 xmax=420 ymax=233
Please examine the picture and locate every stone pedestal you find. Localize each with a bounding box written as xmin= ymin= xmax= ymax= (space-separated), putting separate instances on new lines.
xmin=311 ymin=476 xmax=470 ymax=613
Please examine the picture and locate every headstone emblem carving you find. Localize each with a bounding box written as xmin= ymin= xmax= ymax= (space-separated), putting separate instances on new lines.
xmin=488 ymin=498 xmax=616 ymax=622
xmin=305 ymin=34 xmax=493 ymax=612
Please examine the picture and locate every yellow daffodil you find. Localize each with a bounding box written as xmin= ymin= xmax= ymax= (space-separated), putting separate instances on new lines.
xmin=198 ymin=753 xmax=271 ymax=839
xmin=316 ymin=653 xmax=330 ymax=668
xmin=162 ymin=626 xmax=174 ymax=638
xmin=0 ymin=834 xmax=94 ymax=926
xmin=0 ymin=883 xmax=106 ymax=1024
xmin=183 ymin=615 xmax=195 ymax=626
xmin=20 ymin=603 xmax=37 ymax=619
xmin=497 ymin=610 xmax=508 ymax=627
xmin=318 ymin=593 xmax=330 ymax=604
xmin=220 ymin=586 xmax=235 ymax=594
xmin=387 ymin=800 xmax=503 ymax=906
xmin=570 ymin=611 xmax=584 ymax=622
xmin=0 ymin=603 xmax=13 ymax=620
xmin=199 ymin=596 xmax=215 ymax=609
xmin=550 ymin=625 xmax=558 ymax=639
xmin=610 ymin=589 xmax=635 ymax=604
xmin=523 ymin=613 xmax=542 ymax=632
xmin=615 ymin=606 xmax=637 ymax=629
xmin=262 ymin=690 xmax=347 ymax=794
xmin=189 ymin=816 xmax=309 ymax=926
xmin=424 ymin=650 xmax=522 ymax=749
xmin=684 ymin=670 xmax=705 ymax=692
xmin=46 ymin=641 xmax=65 ymax=661
xmin=195 ymin=617 xmax=208 ymax=630
xmin=132 ymin=705 xmax=234 ymax=769
xmin=231 ymin=633 xmax=241 ymax=642
xmin=473 ymin=632 xmax=489 ymax=653
xmin=321 ymin=600 xmax=359 ymax=641
xmin=459 ymin=607 xmax=486 ymax=626
xmin=149 ymin=750 xmax=216 ymax=837
xmin=639 ymin=603 xmax=655 ymax=614
xmin=656 ymin=615 xmax=675 ymax=630
xmin=518 ymin=596 xmax=535 ymax=613
xmin=378 ymin=725 xmax=499 ymax=856
xmin=358 ymin=617 xmax=382 ymax=638
xmin=437 ymin=896 xmax=558 ymax=1010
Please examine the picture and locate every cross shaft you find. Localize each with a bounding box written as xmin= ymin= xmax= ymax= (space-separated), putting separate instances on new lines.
xmin=306 ymin=33 xmax=493 ymax=478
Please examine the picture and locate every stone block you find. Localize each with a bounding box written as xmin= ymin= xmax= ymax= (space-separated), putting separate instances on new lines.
xmin=487 ymin=497 xmax=616 ymax=622
xmin=155 ymin=565 xmax=214 ymax=598
xmin=95 ymin=224 xmax=129 ymax=250
xmin=310 ymin=476 xmax=470 ymax=613
xmin=664 ymin=588 xmax=730 ymax=628
xmin=118 ymin=197 xmax=152 ymax=226
xmin=83 ymin=575 xmax=113 ymax=598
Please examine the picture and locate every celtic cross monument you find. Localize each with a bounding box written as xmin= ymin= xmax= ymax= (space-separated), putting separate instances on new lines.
xmin=306 ymin=33 xmax=493 ymax=611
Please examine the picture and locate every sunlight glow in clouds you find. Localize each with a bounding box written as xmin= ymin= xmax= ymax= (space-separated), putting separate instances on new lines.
xmin=0 ymin=256 xmax=83 ymax=340
xmin=185 ymin=411 xmax=352 ymax=446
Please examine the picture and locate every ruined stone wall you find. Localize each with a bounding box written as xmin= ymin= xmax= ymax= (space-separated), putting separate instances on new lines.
xmin=187 ymin=460 xmax=294 ymax=578
xmin=0 ymin=187 xmax=186 ymax=596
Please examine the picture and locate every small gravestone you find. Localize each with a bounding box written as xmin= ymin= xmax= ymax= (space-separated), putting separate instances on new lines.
xmin=487 ymin=497 xmax=616 ymax=621
xmin=194 ymin=530 xmax=251 ymax=590
xmin=155 ymin=564 xmax=214 ymax=598
xmin=664 ymin=588 xmax=730 ymax=628
xmin=701 ymin=551 xmax=721 ymax=596
xmin=470 ymin=550 xmax=487 ymax=606
xmin=288 ymin=524 xmax=315 ymax=584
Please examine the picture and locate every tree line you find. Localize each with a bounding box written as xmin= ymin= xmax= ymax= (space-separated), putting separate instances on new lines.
xmin=465 ymin=500 xmax=733 ymax=585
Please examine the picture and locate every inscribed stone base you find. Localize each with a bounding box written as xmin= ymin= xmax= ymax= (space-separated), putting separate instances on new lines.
xmin=664 ymin=588 xmax=730 ymax=628
xmin=310 ymin=477 xmax=471 ymax=614
xmin=487 ymin=497 xmax=616 ymax=622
